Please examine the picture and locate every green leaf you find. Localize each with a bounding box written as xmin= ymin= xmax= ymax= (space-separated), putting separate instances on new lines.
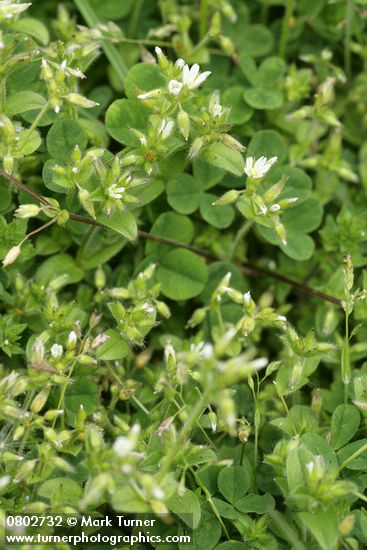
xmin=286 ymin=446 xmax=314 ymax=493
xmin=65 ymin=378 xmax=100 ymax=426
xmin=105 ymin=98 xmax=149 ymax=145
xmin=96 ymin=329 xmax=130 ymax=360
xmin=5 ymin=91 xmax=47 ymax=117
xmin=38 ymin=478 xmax=82 ymax=506
xmin=13 ymin=17 xmax=49 ymax=44
xmin=89 ymin=0 xmax=134 ymax=19
xmin=263 ymin=165 xmax=312 ymax=202
xmin=167 ymin=173 xmax=203 ymax=214
xmin=301 ymin=433 xmax=339 ymax=470
xmin=13 ymin=129 xmax=41 ymax=157
xmin=112 ymin=485 xmax=150 ymax=513
xmin=211 ymin=498 xmax=240 ymax=520
xmin=298 ymin=510 xmax=339 ymax=550
xmin=330 ymin=404 xmax=360 ymax=450
xmin=202 ymin=143 xmax=245 ymax=176
xmin=246 ymin=130 xmax=287 ymax=164
xmin=223 ymin=86 xmax=253 ymax=125
xmin=282 ymin=199 xmax=323 ymax=234
xmin=47 ymin=119 xmax=88 ymax=163
xmin=235 ymin=493 xmax=275 ymax=514
xmin=337 ymin=439 xmax=367 ymax=470
xmin=184 ymin=446 xmax=216 ymax=467
xmin=200 ymin=194 xmax=235 ymax=229
xmin=257 ymin=57 xmax=286 ymax=86
xmin=215 ymin=542 xmax=248 ymax=550
xmin=157 ymin=249 xmax=208 ymax=300
xmin=236 ymin=24 xmax=274 ymax=57
xmin=125 ymin=63 xmax=165 ymax=99
xmin=244 ymin=88 xmax=283 ymax=110
xmin=35 ymin=254 xmax=84 ymax=287
xmin=98 ymin=210 xmax=137 ymax=240
xmin=146 ymin=212 xmax=194 ymax=257
xmin=166 ymin=488 xmax=201 ymax=529
xmin=217 ymin=466 xmax=249 ymax=504
xmin=189 ymin=510 xmax=221 ymax=550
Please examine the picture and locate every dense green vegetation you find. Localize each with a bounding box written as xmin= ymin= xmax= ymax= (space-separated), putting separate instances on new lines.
xmin=1 ymin=0 xmax=367 ymax=548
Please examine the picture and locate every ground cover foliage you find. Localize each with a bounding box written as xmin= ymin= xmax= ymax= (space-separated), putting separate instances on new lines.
xmin=1 ymin=0 xmax=367 ymax=548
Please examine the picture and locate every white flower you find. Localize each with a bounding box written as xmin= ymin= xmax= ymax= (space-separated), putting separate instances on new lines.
xmin=168 ymin=79 xmax=183 ymax=95
xmin=0 ymin=475 xmax=10 ymax=489
xmin=175 ymin=58 xmax=185 ymax=69
xmin=277 ymin=315 xmax=287 ymax=322
xmin=270 ymin=204 xmax=281 ymax=212
xmin=113 ymin=436 xmax=134 ymax=457
xmin=68 ymin=331 xmax=77 ymax=344
xmin=152 ymin=486 xmax=165 ymax=500
xmin=158 ymin=118 xmax=174 ymax=139
xmin=50 ymin=344 xmax=63 ymax=359
xmin=306 ymin=461 xmax=314 ymax=474
xmin=15 ymin=204 xmax=41 ymax=219
xmin=0 ymin=1 xmax=31 ymax=20
xmin=243 ymin=291 xmax=251 ymax=305
xmin=244 ymin=156 xmax=278 ymax=179
xmin=213 ymin=104 xmax=223 ymax=117
xmin=108 ymin=183 xmax=125 ymax=199
xmin=155 ymin=46 xmax=163 ymax=57
xmin=182 ymin=63 xmax=211 ymax=89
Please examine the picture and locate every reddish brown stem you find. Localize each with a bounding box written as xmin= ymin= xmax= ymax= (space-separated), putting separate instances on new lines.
xmin=0 ymin=170 xmax=341 ymax=307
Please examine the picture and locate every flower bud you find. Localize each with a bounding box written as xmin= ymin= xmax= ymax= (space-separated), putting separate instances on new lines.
xmin=221 ymin=134 xmax=245 ymax=152
xmin=31 ymin=386 xmax=51 ymax=414
xmin=15 ymin=204 xmax=41 ymax=219
xmin=219 ymin=36 xmax=235 ymax=56
xmin=213 ymin=190 xmax=239 ymax=206
xmin=64 ymin=93 xmax=99 ymax=109
xmin=3 ymin=244 xmax=21 ymax=267
xmin=339 ymin=515 xmax=355 ymax=537
xmin=189 ymin=137 xmax=204 ymax=159
xmin=177 ymin=110 xmax=190 ymax=140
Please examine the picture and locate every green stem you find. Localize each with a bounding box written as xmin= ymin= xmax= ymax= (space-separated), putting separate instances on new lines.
xmin=190 ymin=467 xmax=230 ymax=540
xmin=25 ymin=101 xmax=49 ymax=139
xmin=345 ymin=0 xmax=354 ymax=79
xmin=157 ymin=389 xmax=209 ymax=482
xmin=128 ymin=0 xmax=144 ymax=38
xmin=73 ymin=0 xmax=128 ymax=87
xmin=200 ymin=0 xmax=208 ymax=39
xmin=342 ymin=305 xmax=350 ymax=403
xmin=339 ymin=441 xmax=367 ymax=472
xmin=274 ymin=382 xmax=297 ymax=435
xmin=279 ymin=0 xmax=295 ymax=58
xmin=228 ymin=220 xmax=252 ymax=260
xmin=190 ymin=33 xmax=210 ymax=57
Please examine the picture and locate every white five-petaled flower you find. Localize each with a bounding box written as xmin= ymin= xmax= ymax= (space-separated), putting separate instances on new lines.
xmin=113 ymin=436 xmax=134 ymax=457
xmin=0 ymin=1 xmax=31 ymax=20
xmin=168 ymin=79 xmax=183 ymax=96
xmin=108 ymin=183 xmax=125 ymax=200
xmin=50 ymin=343 xmax=63 ymax=359
xmin=244 ymin=156 xmax=278 ymax=180
xmin=157 ymin=118 xmax=174 ymax=139
xmin=182 ymin=63 xmax=211 ymax=89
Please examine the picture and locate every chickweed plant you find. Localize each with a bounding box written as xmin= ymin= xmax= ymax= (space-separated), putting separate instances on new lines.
xmin=0 ymin=1 xmax=367 ymax=548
